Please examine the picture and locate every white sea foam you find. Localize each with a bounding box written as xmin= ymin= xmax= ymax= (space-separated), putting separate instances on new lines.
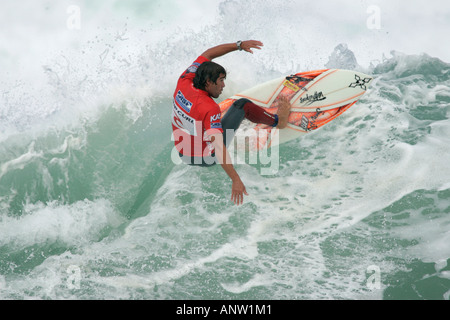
xmin=0 ymin=199 xmax=124 ymax=249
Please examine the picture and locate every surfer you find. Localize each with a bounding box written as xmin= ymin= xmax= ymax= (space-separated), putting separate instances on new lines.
xmin=172 ymin=41 xmax=291 ymax=205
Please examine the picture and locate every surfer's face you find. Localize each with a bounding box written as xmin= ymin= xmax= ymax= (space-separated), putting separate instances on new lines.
xmin=205 ymin=74 xmax=226 ymax=98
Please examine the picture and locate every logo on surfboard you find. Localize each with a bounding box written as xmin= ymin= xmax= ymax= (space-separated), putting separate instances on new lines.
xmin=349 ymin=74 xmax=372 ymax=90
xmin=284 ymin=75 xmax=312 ymax=92
xmin=299 ymin=91 xmax=326 ymax=105
xmin=300 ymin=108 xmax=323 ymax=131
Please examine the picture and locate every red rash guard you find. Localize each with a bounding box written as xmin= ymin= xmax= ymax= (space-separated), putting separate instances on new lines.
xmin=172 ymin=56 xmax=223 ymax=157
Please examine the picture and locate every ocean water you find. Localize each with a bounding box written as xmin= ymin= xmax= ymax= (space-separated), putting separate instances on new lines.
xmin=1 ymin=0 xmax=450 ymax=300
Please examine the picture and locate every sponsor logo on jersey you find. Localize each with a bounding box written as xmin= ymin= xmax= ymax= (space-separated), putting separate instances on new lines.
xmin=175 ymin=90 xmax=193 ymax=113
xmin=186 ymin=62 xmax=201 ymax=73
xmin=172 ymin=102 xmax=197 ymax=136
xmin=209 ymin=113 xmax=222 ymax=130
xmin=210 ymin=122 xmax=222 ymax=129
xmin=210 ymin=113 xmax=221 ymax=122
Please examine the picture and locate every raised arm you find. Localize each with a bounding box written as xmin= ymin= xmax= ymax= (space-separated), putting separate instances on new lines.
xmin=201 ymin=40 xmax=264 ymax=61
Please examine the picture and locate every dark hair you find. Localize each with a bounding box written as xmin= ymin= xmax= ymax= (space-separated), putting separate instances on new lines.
xmin=193 ymin=61 xmax=226 ymax=90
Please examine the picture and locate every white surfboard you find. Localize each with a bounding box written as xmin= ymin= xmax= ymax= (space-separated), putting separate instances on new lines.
xmin=219 ymin=69 xmax=373 ymax=151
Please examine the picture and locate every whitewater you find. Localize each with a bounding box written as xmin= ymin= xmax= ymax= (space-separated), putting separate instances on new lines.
xmin=1 ymin=0 xmax=449 ymax=300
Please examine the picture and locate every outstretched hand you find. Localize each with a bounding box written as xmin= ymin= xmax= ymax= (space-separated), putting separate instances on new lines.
xmin=240 ymin=40 xmax=264 ymax=54
xmin=231 ymin=178 xmax=249 ymax=206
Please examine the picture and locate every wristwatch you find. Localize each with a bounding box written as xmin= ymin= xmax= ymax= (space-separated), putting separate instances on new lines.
xmin=236 ymin=40 xmax=243 ymax=51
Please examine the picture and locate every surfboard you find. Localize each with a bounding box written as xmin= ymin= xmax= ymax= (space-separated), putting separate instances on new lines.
xmin=219 ymin=69 xmax=373 ymax=151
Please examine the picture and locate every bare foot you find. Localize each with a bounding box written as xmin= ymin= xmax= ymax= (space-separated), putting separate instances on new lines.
xmin=276 ymin=96 xmax=291 ymax=129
